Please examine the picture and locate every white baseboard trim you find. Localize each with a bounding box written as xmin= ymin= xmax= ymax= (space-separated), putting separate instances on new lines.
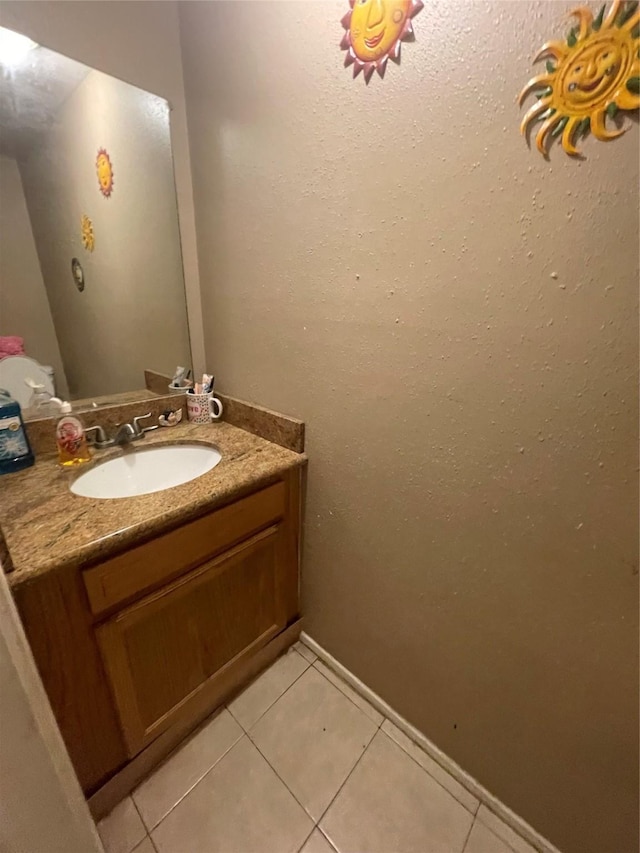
xmin=300 ymin=631 xmax=563 ymax=853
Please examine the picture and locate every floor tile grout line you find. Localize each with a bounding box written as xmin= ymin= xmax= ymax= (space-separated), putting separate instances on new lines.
xmin=236 ymin=653 xmax=312 ymax=731
xmin=311 ymin=744 xmax=376 ymax=850
xmin=138 ymin=725 xmax=245 ymax=835
xmin=298 ymin=824 xmax=314 ymax=853
xmin=474 ymin=816 xmax=531 ymax=853
xmin=245 ymin=727 xmax=318 ymax=823
xmin=127 ymin=649 xmax=319 ymax=841
xmin=294 ymin=640 xmax=319 ymax=666
xmin=309 ymin=660 xmax=480 ymax=817
xmin=98 ymin=796 xmax=149 ymax=853
xmin=311 ymin=714 xmax=382 ymax=837
xmin=298 ymin=662 xmax=479 ymax=820
xmin=380 ymin=721 xmax=480 ymax=817
xmin=316 ymin=723 xmax=477 ymax=853
xmin=242 ymin=654 xmax=382 ymax=834
xmin=461 ymin=815 xmax=477 ymax=853
xmin=295 ymin=825 xmax=339 ymax=853
xmin=130 ymin=793 xmax=145 ymax=823
xmin=312 ymin=659 xmax=384 ymax=726
xmin=129 ymin=703 xmax=235 ymax=826
xmin=314 ymin=822 xmax=340 ymax=852
xmin=227 ymin=650 xmax=312 ymax=734
xmin=128 ymin=795 xmax=150 ymax=851
xmin=296 ymin=826 xmax=315 ymax=853
xmin=138 ymin=652 xmax=312 ymax=836
xmin=475 ymin=808 xmax=539 ymax=853
xmin=246 ymin=674 xmax=383 ymax=832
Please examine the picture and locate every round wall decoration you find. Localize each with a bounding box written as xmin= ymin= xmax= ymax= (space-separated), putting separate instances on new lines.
xmin=340 ymin=0 xmax=423 ymax=82
xmin=71 ymin=257 xmax=85 ymax=292
xmin=81 ymin=213 xmax=95 ymax=252
xmin=519 ymin=0 xmax=639 ymax=157
xmin=96 ymin=148 xmax=114 ymax=197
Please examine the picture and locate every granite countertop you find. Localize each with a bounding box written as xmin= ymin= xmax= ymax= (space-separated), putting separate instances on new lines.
xmin=1 ymin=420 xmax=306 ymax=588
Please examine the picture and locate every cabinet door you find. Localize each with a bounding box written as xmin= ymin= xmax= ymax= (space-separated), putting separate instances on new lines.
xmin=96 ymin=525 xmax=286 ymax=757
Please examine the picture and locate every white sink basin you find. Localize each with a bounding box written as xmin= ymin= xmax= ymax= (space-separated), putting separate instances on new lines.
xmin=71 ymin=444 xmax=222 ymax=499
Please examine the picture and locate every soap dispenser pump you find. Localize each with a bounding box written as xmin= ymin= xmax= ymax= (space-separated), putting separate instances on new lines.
xmin=55 ymin=401 xmax=91 ymax=467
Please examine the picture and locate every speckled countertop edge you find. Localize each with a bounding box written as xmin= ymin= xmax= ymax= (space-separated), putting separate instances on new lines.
xmin=1 ymin=420 xmax=306 ymax=589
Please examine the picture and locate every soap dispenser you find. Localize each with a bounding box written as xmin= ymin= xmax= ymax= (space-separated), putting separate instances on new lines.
xmin=25 ymin=378 xmax=62 ymax=416
xmin=55 ymin=401 xmax=91 ymax=467
xmin=0 ymin=388 xmax=35 ymax=474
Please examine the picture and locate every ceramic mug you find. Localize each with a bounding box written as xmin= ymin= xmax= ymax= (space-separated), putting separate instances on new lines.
xmin=168 ymin=382 xmax=193 ymax=395
xmin=186 ymin=391 xmax=223 ymax=424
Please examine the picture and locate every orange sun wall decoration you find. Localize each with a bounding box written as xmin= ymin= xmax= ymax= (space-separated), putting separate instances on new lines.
xmin=519 ymin=0 xmax=639 ymax=157
xmin=96 ymin=148 xmax=114 ymax=197
xmin=340 ymin=0 xmax=424 ymax=82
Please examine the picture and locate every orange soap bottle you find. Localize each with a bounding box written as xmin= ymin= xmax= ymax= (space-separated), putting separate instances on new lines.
xmin=55 ymin=401 xmax=91 ymax=467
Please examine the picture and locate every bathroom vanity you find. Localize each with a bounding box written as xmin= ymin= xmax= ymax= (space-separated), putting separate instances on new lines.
xmin=0 ymin=413 xmax=305 ymax=817
xmin=0 ymin=23 xmax=310 ymax=819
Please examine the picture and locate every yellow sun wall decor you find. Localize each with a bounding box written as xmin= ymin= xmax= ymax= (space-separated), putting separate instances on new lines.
xmin=519 ymin=0 xmax=639 ymax=157
xmin=96 ymin=148 xmax=114 ymax=197
xmin=81 ymin=214 xmax=95 ymax=252
xmin=340 ymin=0 xmax=423 ymax=82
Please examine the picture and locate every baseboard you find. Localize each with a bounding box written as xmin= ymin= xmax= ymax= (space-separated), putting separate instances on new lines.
xmin=300 ymin=631 xmax=562 ymax=853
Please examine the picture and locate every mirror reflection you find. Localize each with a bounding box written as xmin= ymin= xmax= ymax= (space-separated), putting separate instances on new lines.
xmin=0 ymin=29 xmax=191 ymax=409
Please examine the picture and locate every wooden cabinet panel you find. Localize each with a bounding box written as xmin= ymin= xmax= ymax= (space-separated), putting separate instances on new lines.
xmin=83 ymin=481 xmax=286 ymax=617
xmin=96 ymin=525 xmax=287 ymax=756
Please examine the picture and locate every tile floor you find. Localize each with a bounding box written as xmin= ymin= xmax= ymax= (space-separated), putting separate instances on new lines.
xmin=98 ymin=641 xmax=538 ymax=853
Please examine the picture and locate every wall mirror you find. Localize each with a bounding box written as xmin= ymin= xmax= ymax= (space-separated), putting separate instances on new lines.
xmin=0 ymin=27 xmax=191 ymax=413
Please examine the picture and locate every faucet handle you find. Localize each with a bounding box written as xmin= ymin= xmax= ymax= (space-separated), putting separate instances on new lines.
xmin=132 ymin=412 xmax=157 ymax=435
xmin=85 ymin=425 xmax=107 ymax=446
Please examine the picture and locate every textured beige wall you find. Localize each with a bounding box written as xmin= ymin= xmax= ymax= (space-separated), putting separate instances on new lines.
xmin=18 ymin=69 xmax=190 ymax=398
xmin=0 ymin=0 xmax=206 ymax=381
xmin=0 ymin=155 xmax=69 ymax=399
xmin=180 ymin=2 xmax=639 ymax=852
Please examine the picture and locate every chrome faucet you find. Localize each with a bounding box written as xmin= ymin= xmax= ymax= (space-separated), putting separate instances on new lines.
xmin=112 ymin=422 xmax=138 ymax=444
xmin=85 ymin=413 xmax=157 ymax=449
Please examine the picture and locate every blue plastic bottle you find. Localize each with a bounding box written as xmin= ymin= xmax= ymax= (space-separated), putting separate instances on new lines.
xmin=0 ymin=389 xmax=35 ymax=475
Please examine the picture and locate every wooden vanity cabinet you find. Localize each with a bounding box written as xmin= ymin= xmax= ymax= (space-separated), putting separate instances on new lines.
xmin=12 ymin=468 xmax=302 ymax=805
xmin=96 ymin=523 xmax=290 ymax=756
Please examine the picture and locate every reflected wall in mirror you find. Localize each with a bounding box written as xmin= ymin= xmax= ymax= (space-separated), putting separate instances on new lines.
xmin=0 ymin=28 xmax=191 ymax=404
